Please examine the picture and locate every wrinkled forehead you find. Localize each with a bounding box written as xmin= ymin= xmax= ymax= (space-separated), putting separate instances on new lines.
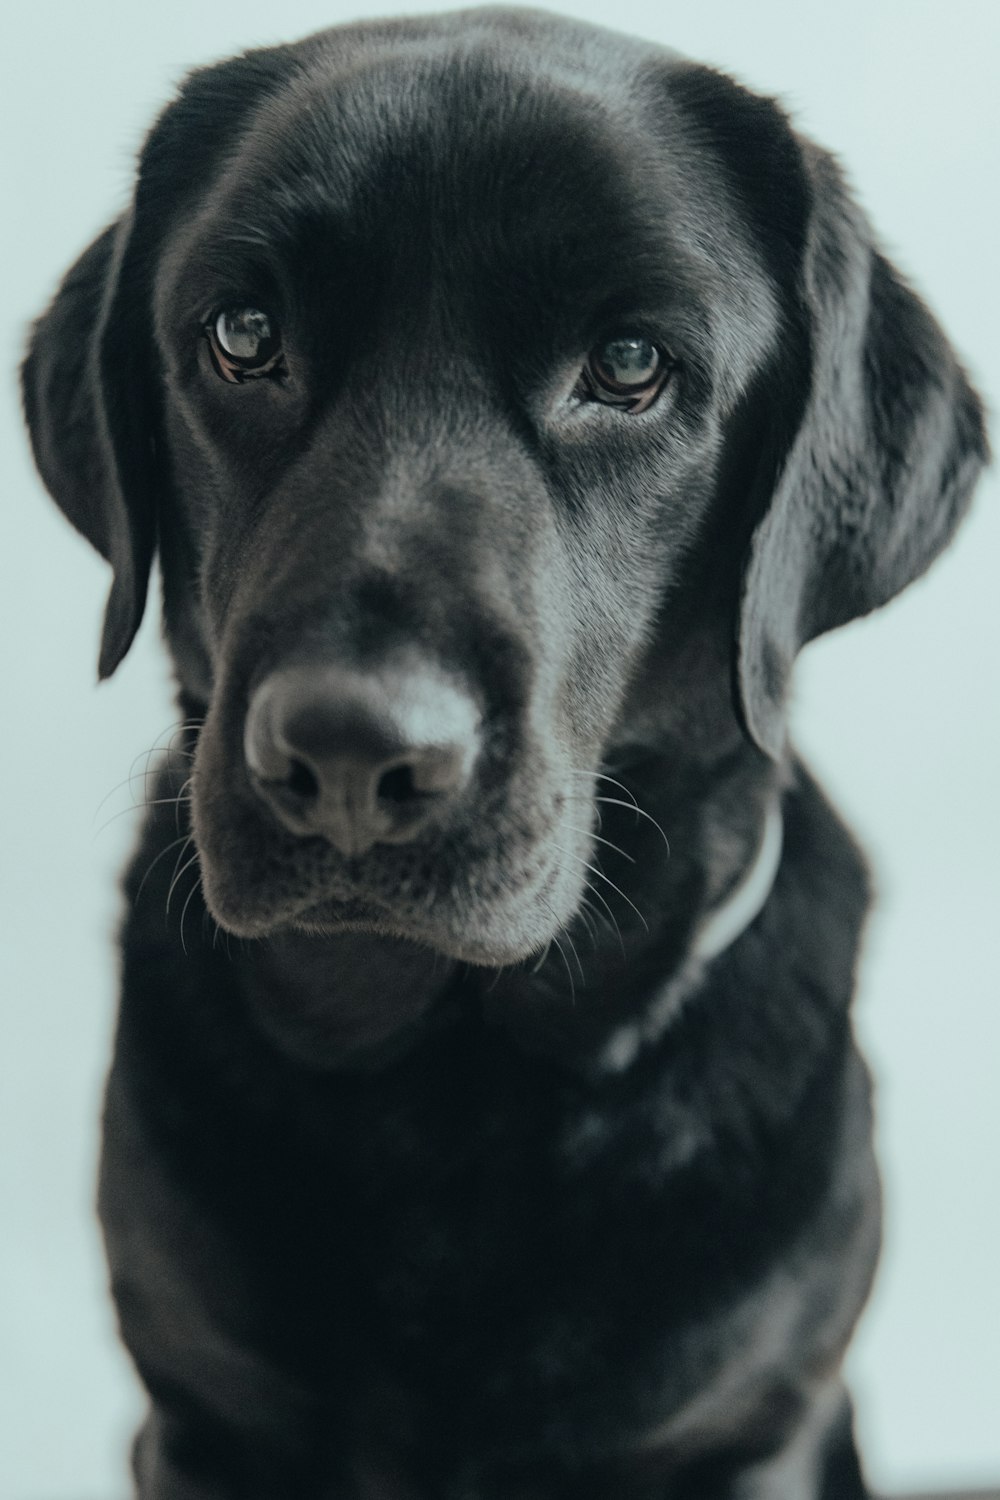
xmin=164 ymin=36 xmax=780 ymax=384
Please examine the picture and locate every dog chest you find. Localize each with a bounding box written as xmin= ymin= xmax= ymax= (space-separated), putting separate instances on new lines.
xmin=106 ymin=955 xmax=867 ymax=1479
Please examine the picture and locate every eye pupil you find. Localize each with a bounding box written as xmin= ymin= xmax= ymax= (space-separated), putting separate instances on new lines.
xmin=216 ymin=307 xmax=274 ymax=362
xmin=593 ymin=336 xmax=661 ymax=390
xmin=206 ymin=306 xmax=283 ymax=384
xmin=581 ymin=333 xmax=671 ymax=413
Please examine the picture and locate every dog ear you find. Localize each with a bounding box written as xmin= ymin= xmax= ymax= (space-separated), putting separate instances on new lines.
xmin=735 ymin=141 xmax=988 ymax=758
xmin=22 ymin=212 xmax=157 ymax=679
xmin=22 ymin=41 xmax=304 ymax=680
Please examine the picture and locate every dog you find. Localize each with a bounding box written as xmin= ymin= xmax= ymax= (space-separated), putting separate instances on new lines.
xmin=22 ymin=9 xmax=987 ymax=1497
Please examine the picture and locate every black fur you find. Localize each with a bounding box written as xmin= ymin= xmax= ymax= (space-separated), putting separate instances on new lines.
xmin=22 ymin=10 xmax=986 ymax=1498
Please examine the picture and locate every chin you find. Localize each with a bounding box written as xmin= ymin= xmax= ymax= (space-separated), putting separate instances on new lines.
xmin=205 ymin=883 xmax=566 ymax=970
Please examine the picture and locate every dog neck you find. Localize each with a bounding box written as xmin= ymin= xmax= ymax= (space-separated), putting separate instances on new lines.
xmin=594 ymin=796 xmax=784 ymax=1075
xmin=237 ymin=931 xmax=459 ymax=1070
xmin=231 ymin=792 xmax=785 ymax=1074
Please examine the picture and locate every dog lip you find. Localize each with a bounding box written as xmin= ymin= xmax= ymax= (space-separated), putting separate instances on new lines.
xmin=203 ymin=876 xmax=395 ymax=940
xmin=202 ymin=853 xmax=564 ymax=965
xmin=275 ymin=899 xmax=537 ymax=966
xmin=195 ymin=748 xmax=582 ymax=957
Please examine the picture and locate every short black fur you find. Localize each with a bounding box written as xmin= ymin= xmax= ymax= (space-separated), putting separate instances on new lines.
xmin=22 ymin=10 xmax=986 ymax=1498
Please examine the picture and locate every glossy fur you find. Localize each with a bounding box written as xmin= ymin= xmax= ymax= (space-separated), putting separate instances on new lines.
xmin=22 ymin=10 xmax=986 ymax=1498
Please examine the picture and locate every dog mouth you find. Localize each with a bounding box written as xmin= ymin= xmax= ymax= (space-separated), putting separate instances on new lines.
xmin=201 ymin=842 xmax=585 ymax=967
xmin=185 ymin=652 xmax=605 ymax=965
xmin=283 ymin=889 xmax=557 ymax=967
xmin=192 ymin=756 xmax=592 ymax=967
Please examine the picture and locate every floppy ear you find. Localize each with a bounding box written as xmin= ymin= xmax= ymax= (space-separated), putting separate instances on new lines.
xmin=736 ymin=142 xmax=988 ymax=758
xmin=22 ymin=210 xmax=157 ymax=678
xmin=21 ymin=40 xmax=304 ymax=680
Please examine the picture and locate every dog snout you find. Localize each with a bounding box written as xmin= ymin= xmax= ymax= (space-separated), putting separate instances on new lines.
xmin=243 ymin=662 xmax=481 ymax=857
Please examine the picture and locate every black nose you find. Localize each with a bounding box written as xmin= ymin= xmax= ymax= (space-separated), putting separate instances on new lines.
xmin=243 ymin=662 xmax=481 ymax=856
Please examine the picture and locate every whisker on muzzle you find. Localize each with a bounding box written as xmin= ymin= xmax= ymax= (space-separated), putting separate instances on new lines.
xmin=567 ymin=768 xmax=671 ymax=851
xmin=135 ymin=832 xmax=195 ymax=905
xmin=166 ymin=848 xmax=201 ymax=916
xmin=580 ymin=888 xmax=624 ymax=955
xmin=179 ymin=874 xmax=204 ymax=958
xmin=94 ymin=791 xmax=194 ymax=841
xmin=550 ymin=843 xmax=649 ymax=934
xmin=564 ymin=823 xmax=636 ymax=865
xmin=93 ymin=719 xmax=201 ymax=826
xmin=593 ymin=797 xmax=670 ymax=852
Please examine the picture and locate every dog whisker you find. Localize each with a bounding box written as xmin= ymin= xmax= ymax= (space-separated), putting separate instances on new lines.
xmin=94 ymin=792 xmax=194 ymax=841
xmin=564 ymin=823 xmax=636 ymax=865
xmin=543 ymin=838 xmax=626 ymax=957
xmin=568 ymin=768 xmax=639 ymax=806
xmin=172 ymin=776 xmax=195 ymax=835
xmin=135 ymin=833 xmax=195 ymax=905
xmin=178 ymin=873 xmax=203 ymax=957
xmin=573 ymin=899 xmax=600 ymax=949
xmin=94 ymin=720 xmax=200 ymax=825
xmin=567 ymin=768 xmax=670 ymax=850
xmin=592 ymin=797 xmax=670 ymax=852
xmin=538 ymin=908 xmax=586 ymax=987
xmin=531 ymin=938 xmax=553 ymax=975
xmin=582 ymin=881 xmax=626 ymax=957
xmin=166 ymin=848 xmax=201 ymax=916
xmin=550 ymin=934 xmax=577 ymax=1003
xmin=551 ymin=843 xmax=649 ymax=934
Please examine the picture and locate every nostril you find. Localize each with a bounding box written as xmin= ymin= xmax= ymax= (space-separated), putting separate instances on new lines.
xmin=285 ymin=757 xmax=320 ymax=802
xmin=243 ymin=661 xmax=481 ymax=852
xmin=377 ymin=764 xmax=420 ymax=804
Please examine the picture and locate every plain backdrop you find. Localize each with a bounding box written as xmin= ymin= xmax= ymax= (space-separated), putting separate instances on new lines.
xmin=1 ymin=2 xmax=997 ymax=1496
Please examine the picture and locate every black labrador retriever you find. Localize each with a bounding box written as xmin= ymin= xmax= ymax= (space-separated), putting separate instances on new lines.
xmin=22 ymin=10 xmax=987 ymax=1498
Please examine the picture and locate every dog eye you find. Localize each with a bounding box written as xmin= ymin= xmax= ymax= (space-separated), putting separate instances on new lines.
xmin=582 ymin=335 xmax=671 ymax=413
xmin=205 ymin=307 xmax=283 ymax=383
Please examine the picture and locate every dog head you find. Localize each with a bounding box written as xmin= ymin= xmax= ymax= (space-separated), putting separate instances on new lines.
xmin=23 ymin=9 xmax=986 ymax=967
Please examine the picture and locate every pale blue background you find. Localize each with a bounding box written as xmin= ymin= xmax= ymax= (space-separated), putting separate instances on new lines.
xmin=1 ymin=2 xmax=997 ymax=1495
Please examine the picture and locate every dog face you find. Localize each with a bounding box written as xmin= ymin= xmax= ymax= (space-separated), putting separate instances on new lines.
xmin=23 ymin=10 xmax=986 ymax=967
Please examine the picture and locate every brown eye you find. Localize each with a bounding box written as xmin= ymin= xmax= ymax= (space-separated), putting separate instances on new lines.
xmin=205 ymin=307 xmax=282 ymax=383
xmin=583 ymin=334 xmax=671 ymax=413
